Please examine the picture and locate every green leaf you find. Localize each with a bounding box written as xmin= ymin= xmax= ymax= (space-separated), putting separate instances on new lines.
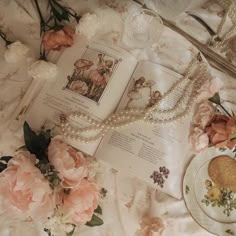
xmin=208 ymin=92 xmax=221 ymax=105
xmin=94 ymin=205 xmax=102 ymax=215
xmin=219 ymin=147 xmax=226 ymax=152
xmin=64 ymin=188 xmax=71 ymax=195
xmin=16 ymin=145 xmax=27 ymax=151
xmin=0 ymin=156 xmax=12 ymax=172
xmin=86 ymin=214 xmax=103 ymax=227
xmin=24 ymin=121 xmax=38 ymax=153
xmin=66 ymin=224 xmax=76 ymax=236
xmin=185 ymin=185 xmax=190 ymax=194
xmin=0 ymin=156 xmax=12 ymax=163
xmin=225 ymin=229 xmax=235 ymax=235
xmin=50 ymin=0 xmax=70 ymax=22
xmin=23 ymin=121 xmax=51 ymax=159
xmin=0 ymin=162 xmax=7 ymax=172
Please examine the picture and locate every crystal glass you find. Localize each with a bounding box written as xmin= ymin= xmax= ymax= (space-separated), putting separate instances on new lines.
xmin=145 ymin=0 xmax=194 ymax=20
xmin=121 ymin=8 xmax=164 ymax=49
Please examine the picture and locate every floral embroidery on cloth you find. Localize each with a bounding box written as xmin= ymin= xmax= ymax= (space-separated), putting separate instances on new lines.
xmin=135 ymin=216 xmax=164 ymax=236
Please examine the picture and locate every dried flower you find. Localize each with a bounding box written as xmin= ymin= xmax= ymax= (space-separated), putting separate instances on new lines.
xmin=43 ymin=26 xmax=75 ymax=51
xmin=34 ymin=0 xmax=80 ymax=59
xmin=205 ymin=114 xmax=236 ymax=149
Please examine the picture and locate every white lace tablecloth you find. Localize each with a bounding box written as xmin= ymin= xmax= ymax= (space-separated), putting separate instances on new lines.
xmin=0 ymin=0 xmax=235 ymax=235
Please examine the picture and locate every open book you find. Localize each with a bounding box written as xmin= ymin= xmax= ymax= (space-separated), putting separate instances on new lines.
xmin=22 ymin=38 xmax=192 ymax=199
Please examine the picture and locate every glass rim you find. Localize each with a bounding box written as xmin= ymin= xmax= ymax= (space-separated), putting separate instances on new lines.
xmin=129 ymin=7 xmax=163 ymax=24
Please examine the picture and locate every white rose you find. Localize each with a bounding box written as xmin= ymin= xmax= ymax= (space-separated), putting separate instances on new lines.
xmin=75 ymin=13 xmax=101 ymax=39
xmin=28 ymin=60 xmax=58 ymax=80
xmin=75 ymin=8 xmax=122 ymax=39
xmin=4 ymin=41 xmax=29 ymax=63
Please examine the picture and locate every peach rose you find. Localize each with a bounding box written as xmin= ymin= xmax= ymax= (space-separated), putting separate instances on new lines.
xmin=205 ymin=114 xmax=236 ymax=149
xmin=0 ymin=151 xmax=54 ymax=220
xmin=227 ymin=116 xmax=236 ymax=138
xmin=190 ymin=127 xmax=209 ymax=153
xmin=60 ymin=179 xmax=99 ymax=225
xmin=43 ymin=26 xmax=75 ymax=51
xmin=194 ymin=101 xmax=215 ymax=128
xmin=48 ymin=137 xmax=88 ymax=188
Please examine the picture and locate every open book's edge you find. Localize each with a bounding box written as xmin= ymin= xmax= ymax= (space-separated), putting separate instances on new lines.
xmin=13 ymin=38 xmax=193 ymax=200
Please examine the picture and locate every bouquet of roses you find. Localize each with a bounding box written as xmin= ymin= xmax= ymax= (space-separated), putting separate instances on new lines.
xmin=0 ymin=122 xmax=103 ymax=236
xmin=190 ymin=92 xmax=236 ymax=155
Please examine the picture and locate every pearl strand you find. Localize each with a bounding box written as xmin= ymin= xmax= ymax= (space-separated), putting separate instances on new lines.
xmin=210 ymin=0 xmax=236 ymax=48
xmin=60 ymin=58 xmax=207 ymax=142
xmin=60 ymin=54 xmax=210 ymax=143
xmin=62 ymin=56 xmax=200 ymax=135
xmin=150 ymin=63 xmax=209 ymax=124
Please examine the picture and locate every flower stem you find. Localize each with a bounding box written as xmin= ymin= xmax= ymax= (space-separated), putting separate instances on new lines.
xmin=49 ymin=0 xmax=80 ymax=23
xmin=34 ymin=0 xmax=46 ymax=33
xmin=48 ymin=0 xmax=60 ymax=27
xmin=39 ymin=41 xmax=47 ymax=61
xmin=0 ymin=31 xmax=12 ymax=46
xmin=67 ymin=10 xmax=81 ymax=22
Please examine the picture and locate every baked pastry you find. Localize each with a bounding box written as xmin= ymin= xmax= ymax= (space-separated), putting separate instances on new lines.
xmin=208 ymin=155 xmax=236 ymax=192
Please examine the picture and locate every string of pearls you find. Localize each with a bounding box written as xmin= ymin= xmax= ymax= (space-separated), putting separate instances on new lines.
xmin=60 ymin=53 xmax=211 ymax=143
xmin=209 ymin=0 xmax=236 ymax=48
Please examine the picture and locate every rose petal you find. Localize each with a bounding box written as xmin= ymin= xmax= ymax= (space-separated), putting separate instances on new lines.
xmin=211 ymin=122 xmax=227 ymax=135
xmin=212 ymin=133 xmax=227 ymax=145
xmin=226 ymin=116 xmax=236 ymax=135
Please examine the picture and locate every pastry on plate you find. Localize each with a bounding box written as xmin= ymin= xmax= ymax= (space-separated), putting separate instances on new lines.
xmin=208 ymin=155 xmax=236 ymax=192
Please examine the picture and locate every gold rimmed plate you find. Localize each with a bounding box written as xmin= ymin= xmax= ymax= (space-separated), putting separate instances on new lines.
xmin=183 ymin=147 xmax=236 ymax=236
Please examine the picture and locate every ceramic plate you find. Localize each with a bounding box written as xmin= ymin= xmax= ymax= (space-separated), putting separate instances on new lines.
xmin=183 ymin=147 xmax=236 ymax=236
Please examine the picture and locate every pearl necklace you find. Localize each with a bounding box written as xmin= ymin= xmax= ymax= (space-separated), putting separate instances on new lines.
xmin=209 ymin=0 xmax=236 ymax=48
xmin=60 ymin=53 xmax=211 ymax=143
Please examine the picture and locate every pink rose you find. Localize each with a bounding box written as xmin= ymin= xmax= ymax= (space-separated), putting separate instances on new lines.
xmin=0 ymin=151 xmax=54 ymax=220
xmin=190 ymin=127 xmax=209 ymax=153
xmin=193 ymin=101 xmax=215 ymax=128
xmin=197 ymin=77 xmax=223 ymax=102
xmin=59 ymin=179 xmax=99 ymax=225
xmin=48 ymin=137 xmax=88 ymax=188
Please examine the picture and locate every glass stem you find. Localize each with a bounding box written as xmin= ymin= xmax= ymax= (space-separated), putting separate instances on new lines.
xmin=220 ymin=104 xmax=232 ymax=117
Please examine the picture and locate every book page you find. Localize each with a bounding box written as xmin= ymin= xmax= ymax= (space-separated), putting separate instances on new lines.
xmin=26 ymin=38 xmax=137 ymax=155
xmin=95 ymin=61 xmax=191 ymax=199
